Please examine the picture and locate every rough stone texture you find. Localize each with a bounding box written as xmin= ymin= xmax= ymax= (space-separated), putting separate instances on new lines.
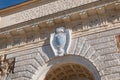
xmin=3 ymin=26 xmax=120 ymax=80
xmin=83 ymin=28 xmax=120 ymax=80
xmin=0 ymin=0 xmax=120 ymax=80
xmin=4 ymin=25 xmax=120 ymax=80
xmin=68 ymin=38 xmax=78 ymax=55
xmin=5 ymin=44 xmax=57 ymax=80
xmin=0 ymin=0 xmax=98 ymax=28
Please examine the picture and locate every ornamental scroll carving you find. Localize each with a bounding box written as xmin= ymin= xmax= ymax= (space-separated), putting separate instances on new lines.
xmin=0 ymin=54 xmax=15 ymax=79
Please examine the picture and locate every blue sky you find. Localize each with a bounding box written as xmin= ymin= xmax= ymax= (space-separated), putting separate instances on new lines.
xmin=0 ymin=0 xmax=27 ymax=10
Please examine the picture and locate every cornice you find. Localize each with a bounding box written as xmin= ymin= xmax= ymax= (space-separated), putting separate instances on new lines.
xmin=0 ymin=0 xmax=119 ymax=32
xmin=0 ymin=23 xmax=120 ymax=55
xmin=0 ymin=1 xmax=119 ymax=55
xmin=0 ymin=0 xmax=117 ymax=29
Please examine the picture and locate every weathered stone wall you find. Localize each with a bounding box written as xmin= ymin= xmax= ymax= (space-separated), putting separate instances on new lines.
xmin=0 ymin=0 xmax=99 ymax=28
xmin=0 ymin=0 xmax=120 ymax=80
xmin=5 ymin=25 xmax=120 ymax=80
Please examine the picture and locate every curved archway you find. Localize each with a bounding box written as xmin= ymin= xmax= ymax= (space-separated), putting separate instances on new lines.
xmin=36 ymin=56 xmax=101 ymax=80
xmin=45 ymin=63 xmax=94 ymax=80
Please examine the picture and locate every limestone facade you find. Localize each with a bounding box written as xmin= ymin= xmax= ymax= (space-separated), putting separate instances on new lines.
xmin=0 ymin=0 xmax=120 ymax=80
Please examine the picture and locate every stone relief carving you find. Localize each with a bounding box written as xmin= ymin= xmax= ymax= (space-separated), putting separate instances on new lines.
xmin=50 ymin=27 xmax=72 ymax=56
xmin=0 ymin=54 xmax=15 ymax=79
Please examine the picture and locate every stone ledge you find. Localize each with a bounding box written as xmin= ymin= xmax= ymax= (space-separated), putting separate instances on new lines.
xmin=0 ymin=0 xmax=111 ymax=28
xmin=0 ymin=22 xmax=120 ymax=56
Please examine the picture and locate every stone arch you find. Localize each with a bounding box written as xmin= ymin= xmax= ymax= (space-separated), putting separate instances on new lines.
xmin=32 ymin=36 xmax=101 ymax=80
xmin=45 ymin=63 xmax=94 ymax=80
xmin=32 ymin=33 xmax=119 ymax=80
xmin=35 ymin=56 xmax=101 ymax=80
xmin=6 ymin=31 xmax=120 ymax=80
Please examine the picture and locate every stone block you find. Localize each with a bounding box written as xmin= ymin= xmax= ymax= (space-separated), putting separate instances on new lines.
xmin=14 ymin=65 xmax=36 ymax=73
xmin=15 ymin=59 xmax=40 ymax=69
xmin=11 ymin=71 xmax=33 ymax=79
xmin=93 ymin=40 xmax=116 ymax=50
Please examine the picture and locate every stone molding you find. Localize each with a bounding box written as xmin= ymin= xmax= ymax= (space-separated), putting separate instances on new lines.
xmin=0 ymin=10 xmax=120 ymax=53
xmin=0 ymin=0 xmax=119 ymax=54
xmin=0 ymin=1 xmax=120 ymax=80
xmin=0 ymin=22 xmax=120 ymax=56
xmin=0 ymin=0 xmax=119 ymax=28
xmin=0 ymin=0 xmax=100 ymax=28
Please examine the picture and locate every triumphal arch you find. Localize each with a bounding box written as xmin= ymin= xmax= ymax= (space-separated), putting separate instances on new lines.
xmin=0 ymin=0 xmax=120 ymax=80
